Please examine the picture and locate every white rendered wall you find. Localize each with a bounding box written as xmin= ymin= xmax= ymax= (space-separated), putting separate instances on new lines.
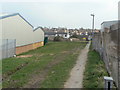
xmin=33 ymin=28 xmax=44 ymax=43
xmin=1 ymin=15 xmax=44 ymax=47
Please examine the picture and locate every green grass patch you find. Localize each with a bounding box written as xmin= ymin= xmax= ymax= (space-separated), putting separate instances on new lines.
xmin=2 ymin=41 xmax=87 ymax=88
xmin=83 ymin=45 xmax=108 ymax=88
xmin=41 ymin=51 xmax=78 ymax=88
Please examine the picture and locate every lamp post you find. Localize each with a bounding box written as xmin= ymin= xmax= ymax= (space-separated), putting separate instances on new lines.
xmin=91 ymin=14 xmax=95 ymax=37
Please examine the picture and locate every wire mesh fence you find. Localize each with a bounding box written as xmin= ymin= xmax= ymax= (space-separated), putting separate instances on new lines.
xmin=0 ymin=39 xmax=16 ymax=60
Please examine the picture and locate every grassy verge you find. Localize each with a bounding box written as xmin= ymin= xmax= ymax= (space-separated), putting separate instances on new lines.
xmin=2 ymin=41 xmax=87 ymax=88
xmin=83 ymin=45 xmax=108 ymax=88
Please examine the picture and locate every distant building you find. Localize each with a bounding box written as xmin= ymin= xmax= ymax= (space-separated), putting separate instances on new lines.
xmin=101 ymin=20 xmax=118 ymax=32
xmin=45 ymin=31 xmax=70 ymax=40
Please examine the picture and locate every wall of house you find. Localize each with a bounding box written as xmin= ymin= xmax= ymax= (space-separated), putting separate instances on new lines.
xmin=33 ymin=28 xmax=44 ymax=44
xmin=0 ymin=14 xmax=44 ymax=55
xmin=1 ymin=15 xmax=34 ymax=46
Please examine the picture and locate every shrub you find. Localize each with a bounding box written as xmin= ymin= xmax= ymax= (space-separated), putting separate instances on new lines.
xmin=54 ymin=36 xmax=64 ymax=41
xmin=70 ymin=34 xmax=78 ymax=38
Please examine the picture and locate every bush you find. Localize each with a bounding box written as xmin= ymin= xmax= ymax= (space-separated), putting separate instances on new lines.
xmin=54 ymin=36 xmax=64 ymax=41
xmin=70 ymin=34 xmax=78 ymax=38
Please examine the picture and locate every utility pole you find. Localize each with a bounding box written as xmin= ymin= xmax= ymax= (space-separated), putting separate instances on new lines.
xmin=91 ymin=14 xmax=95 ymax=37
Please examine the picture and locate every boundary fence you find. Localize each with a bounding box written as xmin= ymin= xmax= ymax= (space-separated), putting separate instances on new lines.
xmin=92 ymin=23 xmax=120 ymax=87
xmin=0 ymin=39 xmax=16 ymax=60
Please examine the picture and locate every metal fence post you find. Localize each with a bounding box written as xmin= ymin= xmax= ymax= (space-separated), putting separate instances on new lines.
xmin=14 ymin=39 xmax=16 ymax=55
xmin=6 ymin=39 xmax=8 ymax=58
xmin=104 ymin=76 xmax=113 ymax=90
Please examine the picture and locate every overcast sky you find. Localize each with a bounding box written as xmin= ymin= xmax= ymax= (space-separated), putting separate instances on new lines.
xmin=0 ymin=0 xmax=119 ymax=29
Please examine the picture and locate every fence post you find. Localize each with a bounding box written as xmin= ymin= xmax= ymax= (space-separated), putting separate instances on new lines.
xmin=14 ymin=39 xmax=16 ymax=55
xmin=104 ymin=76 xmax=113 ymax=90
xmin=6 ymin=39 xmax=8 ymax=58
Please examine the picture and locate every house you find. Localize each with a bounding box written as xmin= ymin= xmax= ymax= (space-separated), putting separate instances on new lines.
xmin=0 ymin=13 xmax=44 ymax=55
xmin=101 ymin=20 xmax=118 ymax=32
xmin=54 ymin=32 xmax=70 ymax=39
xmin=44 ymin=32 xmax=56 ymax=41
xmin=44 ymin=31 xmax=70 ymax=41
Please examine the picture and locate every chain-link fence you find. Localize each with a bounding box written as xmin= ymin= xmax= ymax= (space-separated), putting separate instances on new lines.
xmin=0 ymin=39 xmax=16 ymax=60
xmin=92 ymin=22 xmax=120 ymax=88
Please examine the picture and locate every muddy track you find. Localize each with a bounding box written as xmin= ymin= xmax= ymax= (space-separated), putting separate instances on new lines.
xmin=23 ymin=48 xmax=80 ymax=88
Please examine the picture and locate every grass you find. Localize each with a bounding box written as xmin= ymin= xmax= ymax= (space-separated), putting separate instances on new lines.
xmin=2 ymin=41 xmax=87 ymax=88
xmin=83 ymin=44 xmax=108 ymax=88
xmin=41 ymin=50 xmax=78 ymax=88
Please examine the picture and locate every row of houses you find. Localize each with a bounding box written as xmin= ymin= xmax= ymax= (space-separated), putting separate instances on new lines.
xmin=42 ymin=26 xmax=99 ymax=36
xmin=92 ymin=20 xmax=119 ymax=87
xmin=0 ymin=13 xmax=44 ymax=59
xmin=42 ymin=27 xmax=100 ymax=41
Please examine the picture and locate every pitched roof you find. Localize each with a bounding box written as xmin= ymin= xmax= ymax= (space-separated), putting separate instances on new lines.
xmin=101 ymin=20 xmax=118 ymax=25
xmin=45 ymin=32 xmax=67 ymax=35
xmin=0 ymin=13 xmax=18 ymax=19
xmin=0 ymin=13 xmax=34 ymax=28
xmin=33 ymin=26 xmax=44 ymax=32
xmin=0 ymin=13 xmax=45 ymax=33
xmin=45 ymin=32 xmax=56 ymax=35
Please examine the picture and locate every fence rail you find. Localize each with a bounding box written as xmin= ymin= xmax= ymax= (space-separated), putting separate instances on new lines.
xmin=0 ymin=39 xmax=16 ymax=60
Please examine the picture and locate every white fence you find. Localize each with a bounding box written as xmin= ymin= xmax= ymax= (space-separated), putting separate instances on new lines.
xmin=0 ymin=39 xmax=16 ymax=60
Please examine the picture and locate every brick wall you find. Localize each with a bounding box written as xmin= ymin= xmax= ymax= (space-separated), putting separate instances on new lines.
xmin=16 ymin=41 xmax=44 ymax=55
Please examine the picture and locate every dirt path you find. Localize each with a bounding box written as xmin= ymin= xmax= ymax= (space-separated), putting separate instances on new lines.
xmin=64 ymin=41 xmax=91 ymax=88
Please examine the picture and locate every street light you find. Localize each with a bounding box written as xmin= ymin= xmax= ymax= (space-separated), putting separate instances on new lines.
xmin=91 ymin=14 xmax=95 ymax=37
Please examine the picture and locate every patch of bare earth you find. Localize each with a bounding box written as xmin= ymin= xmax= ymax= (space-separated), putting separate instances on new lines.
xmin=16 ymin=55 xmax=33 ymax=58
xmin=61 ymin=51 xmax=69 ymax=54
xmin=33 ymin=53 xmax=44 ymax=57
xmin=49 ymin=53 xmax=54 ymax=56
xmin=23 ymin=48 xmax=80 ymax=88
